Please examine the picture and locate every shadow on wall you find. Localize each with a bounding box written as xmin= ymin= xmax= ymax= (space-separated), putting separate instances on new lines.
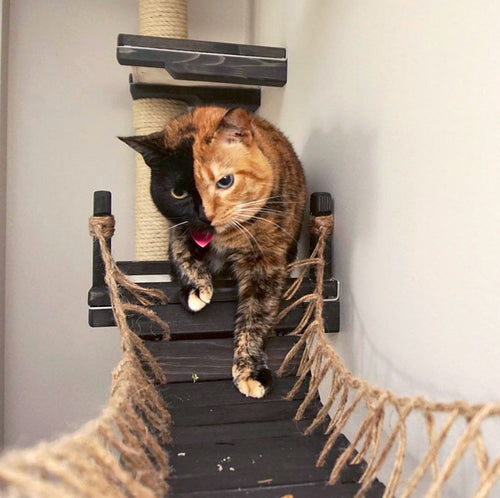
xmin=301 ymin=124 xmax=378 ymax=369
xmin=300 ymin=125 xmax=472 ymax=402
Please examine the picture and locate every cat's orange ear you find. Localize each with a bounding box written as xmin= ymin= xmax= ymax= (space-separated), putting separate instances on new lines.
xmin=217 ymin=108 xmax=253 ymax=146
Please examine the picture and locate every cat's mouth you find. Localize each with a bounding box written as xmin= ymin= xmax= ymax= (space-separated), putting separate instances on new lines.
xmin=190 ymin=230 xmax=214 ymax=248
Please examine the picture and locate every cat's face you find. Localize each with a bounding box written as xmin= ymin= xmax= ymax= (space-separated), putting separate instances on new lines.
xmin=191 ymin=107 xmax=274 ymax=234
xmin=119 ymin=131 xmax=212 ymax=234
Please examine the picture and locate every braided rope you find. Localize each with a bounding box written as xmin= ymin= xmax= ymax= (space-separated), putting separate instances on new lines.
xmin=0 ymin=216 xmax=171 ymax=497
xmin=279 ymin=215 xmax=500 ymax=497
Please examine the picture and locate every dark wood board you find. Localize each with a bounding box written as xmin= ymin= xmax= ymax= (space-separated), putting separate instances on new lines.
xmin=170 ymin=419 xmax=323 ymax=446
xmin=118 ymin=34 xmax=286 ymax=60
xmin=128 ymin=82 xmax=261 ymax=112
xmin=117 ymin=34 xmax=287 ymax=87
xmin=148 ymin=336 xmax=303 ymax=383
xmin=167 ymin=397 xmax=321 ymax=428
xmin=166 ymin=433 xmax=384 ymax=495
xmin=88 ymin=276 xmax=339 ymax=306
xmin=89 ymin=299 xmax=339 ymax=339
xmin=161 ymin=374 xmax=307 ymax=408
xmin=170 ymin=479 xmax=385 ymax=498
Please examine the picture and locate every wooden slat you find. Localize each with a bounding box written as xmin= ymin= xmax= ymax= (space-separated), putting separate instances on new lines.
xmin=89 ymin=299 xmax=339 ymax=339
xmin=170 ymin=419 xmax=322 ymax=446
xmin=171 ymin=480 xmax=385 ymax=498
xmin=161 ymin=375 xmax=307 ymax=408
xmin=117 ymin=34 xmax=287 ymax=87
xmin=167 ymin=433 xmax=379 ymax=495
xmin=88 ymin=276 xmax=339 ymax=307
xmin=162 ymin=379 xmax=320 ymax=428
xmin=148 ymin=336 xmax=302 ymax=383
xmin=118 ymin=34 xmax=286 ymax=60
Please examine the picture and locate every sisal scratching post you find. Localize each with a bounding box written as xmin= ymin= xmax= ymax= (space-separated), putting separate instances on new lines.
xmin=134 ymin=0 xmax=187 ymax=260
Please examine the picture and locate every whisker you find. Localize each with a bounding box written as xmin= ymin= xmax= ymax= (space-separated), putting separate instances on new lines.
xmin=167 ymin=221 xmax=189 ymax=231
xmin=237 ymin=195 xmax=286 ymax=207
xmin=239 ymin=207 xmax=284 ymax=216
xmin=231 ymin=220 xmax=264 ymax=257
xmin=237 ymin=208 xmax=304 ymax=224
xmin=243 ymin=215 xmax=298 ymax=243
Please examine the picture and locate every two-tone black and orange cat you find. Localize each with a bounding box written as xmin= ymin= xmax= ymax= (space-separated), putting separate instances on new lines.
xmin=120 ymin=107 xmax=306 ymax=398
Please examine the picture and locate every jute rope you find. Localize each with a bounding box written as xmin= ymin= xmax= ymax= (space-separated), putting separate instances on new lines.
xmin=0 ymin=215 xmax=171 ymax=497
xmin=278 ymin=215 xmax=500 ymax=497
xmin=133 ymin=0 xmax=188 ymax=261
xmin=0 ymin=210 xmax=499 ymax=496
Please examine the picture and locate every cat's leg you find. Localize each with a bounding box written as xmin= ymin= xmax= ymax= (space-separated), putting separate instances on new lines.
xmin=170 ymin=237 xmax=213 ymax=312
xmin=231 ymin=258 xmax=286 ymax=398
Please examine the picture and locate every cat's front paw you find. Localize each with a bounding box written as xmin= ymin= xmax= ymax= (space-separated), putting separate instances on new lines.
xmin=232 ymin=365 xmax=274 ymax=398
xmin=185 ymin=284 xmax=213 ymax=312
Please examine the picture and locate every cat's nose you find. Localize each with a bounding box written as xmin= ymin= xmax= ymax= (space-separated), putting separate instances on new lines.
xmin=198 ymin=205 xmax=213 ymax=224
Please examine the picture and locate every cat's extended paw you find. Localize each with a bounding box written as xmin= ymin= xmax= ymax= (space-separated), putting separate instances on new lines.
xmin=232 ymin=365 xmax=274 ymax=398
xmin=185 ymin=284 xmax=213 ymax=312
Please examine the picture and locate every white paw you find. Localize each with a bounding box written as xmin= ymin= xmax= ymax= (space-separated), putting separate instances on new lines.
xmin=237 ymin=378 xmax=266 ymax=398
xmin=198 ymin=285 xmax=213 ymax=304
xmin=232 ymin=365 xmax=267 ymax=399
xmin=187 ymin=291 xmax=208 ymax=312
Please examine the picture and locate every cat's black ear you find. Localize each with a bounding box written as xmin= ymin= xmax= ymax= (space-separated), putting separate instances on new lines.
xmin=118 ymin=131 xmax=166 ymax=168
xmin=217 ymin=108 xmax=253 ymax=146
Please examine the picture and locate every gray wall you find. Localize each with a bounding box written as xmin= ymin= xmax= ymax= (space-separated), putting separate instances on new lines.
xmin=0 ymin=0 xmax=9 ymax=450
xmin=3 ymin=0 xmax=251 ymax=448
xmin=253 ymin=1 xmax=500 ymax=495
xmin=4 ymin=1 xmax=500 ymax=495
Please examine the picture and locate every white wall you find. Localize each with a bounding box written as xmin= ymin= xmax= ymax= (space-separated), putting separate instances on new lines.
xmin=253 ymin=1 xmax=500 ymax=495
xmin=0 ymin=0 xmax=9 ymax=449
xmin=3 ymin=0 xmax=251 ymax=448
xmin=5 ymin=0 xmax=500 ymax=492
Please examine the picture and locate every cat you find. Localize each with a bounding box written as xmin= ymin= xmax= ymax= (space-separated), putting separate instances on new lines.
xmin=120 ymin=106 xmax=306 ymax=398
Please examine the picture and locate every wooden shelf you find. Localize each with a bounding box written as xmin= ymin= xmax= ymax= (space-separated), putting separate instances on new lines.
xmin=117 ymin=34 xmax=287 ymax=87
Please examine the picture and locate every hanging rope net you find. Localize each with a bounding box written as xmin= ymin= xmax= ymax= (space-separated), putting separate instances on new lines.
xmin=0 ymin=215 xmax=171 ymax=498
xmin=0 ymin=212 xmax=499 ymax=497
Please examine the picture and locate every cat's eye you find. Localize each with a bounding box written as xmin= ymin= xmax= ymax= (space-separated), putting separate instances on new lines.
xmin=171 ymin=188 xmax=188 ymax=200
xmin=216 ymin=174 xmax=234 ymax=189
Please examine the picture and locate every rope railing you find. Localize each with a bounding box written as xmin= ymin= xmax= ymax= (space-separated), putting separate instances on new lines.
xmin=0 ymin=215 xmax=172 ymax=497
xmin=0 ymin=212 xmax=499 ymax=496
xmin=278 ymin=214 xmax=500 ymax=497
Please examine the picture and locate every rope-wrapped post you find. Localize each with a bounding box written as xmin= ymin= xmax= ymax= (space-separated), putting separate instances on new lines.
xmin=134 ymin=0 xmax=188 ymax=261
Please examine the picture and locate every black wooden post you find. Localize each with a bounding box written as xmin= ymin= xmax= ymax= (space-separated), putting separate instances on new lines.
xmin=91 ymin=191 xmax=112 ymax=288
xmin=309 ymin=192 xmax=334 ymax=281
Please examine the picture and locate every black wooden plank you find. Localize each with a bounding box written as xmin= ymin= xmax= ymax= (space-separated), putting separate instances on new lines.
xmin=162 ymin=377 xmax=321 ymax=428
xmin=118 ymin=34 xmax=286 ymax=60
xmin=161 ymin=375 xmax=307 ymax=408
xmin=129 ymin=82 xmax=261 ymax=112
xmin=91 ymin=191 xmax=111 ymax=289
xmin=170 ymin=419 xmax=323 ymax=446
xmin=171 ymin=480 xmax=385 ymax=498
xmin=118 ymin=43 xmax=286 ymax=87
xmin=88 ymin=299 xmax=339 ymax=339
xmin=117 ymin=259 xmax=172 ymax=275
xmin=168 ymin=397 xmax=321 ymax=428
xmin=167 ymin=433 xmax=350 ymax=494
xmin=148 ymin=336 xmax=302 ymax=382
xmin=88 ymin=275 xmax=338 ymax=306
